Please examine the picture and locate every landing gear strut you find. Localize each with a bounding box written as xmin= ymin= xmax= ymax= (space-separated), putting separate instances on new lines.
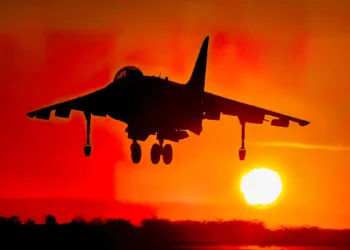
xmin=239 ymin=122 xmax=246 ymax=161
xmin=151 ymin=137 xmax=173 ymax=165
xmin=84 ymin=112 xmax=92 ymax=157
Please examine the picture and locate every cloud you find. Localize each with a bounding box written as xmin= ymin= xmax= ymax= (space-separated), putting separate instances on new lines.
xmin=248 ymin=142 xmax=350 ymax=152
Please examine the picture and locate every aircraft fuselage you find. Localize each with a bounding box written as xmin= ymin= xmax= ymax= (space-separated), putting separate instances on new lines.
xmin=104 ymin=75 xmax=203 ymax=141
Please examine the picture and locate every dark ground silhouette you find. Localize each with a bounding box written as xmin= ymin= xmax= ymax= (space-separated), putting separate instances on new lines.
xmin=0 ymin=215 xmax=349 ymax=250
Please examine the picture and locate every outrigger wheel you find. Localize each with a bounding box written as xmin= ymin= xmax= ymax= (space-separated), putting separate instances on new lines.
xmin=239 ymin=121 xmax=246 ymax=161
xmin=84 ymin=112 xmax=92 ymax=157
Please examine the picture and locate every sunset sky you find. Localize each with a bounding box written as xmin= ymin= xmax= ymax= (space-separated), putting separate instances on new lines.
xmin=1 ymin=0 xmax=350 ymax=229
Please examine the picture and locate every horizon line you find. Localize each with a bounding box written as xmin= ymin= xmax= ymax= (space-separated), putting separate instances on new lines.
xmin=248 ymin=141 xmax=350 ymax=151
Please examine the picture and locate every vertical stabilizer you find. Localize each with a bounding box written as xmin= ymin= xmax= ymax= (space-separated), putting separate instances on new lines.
xmin=186 ymin=36 xmax=209 ymax=92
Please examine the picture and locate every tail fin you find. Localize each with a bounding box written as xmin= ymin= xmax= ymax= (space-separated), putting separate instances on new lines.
xmin=186 ymin=36 xmax=209 ymax=92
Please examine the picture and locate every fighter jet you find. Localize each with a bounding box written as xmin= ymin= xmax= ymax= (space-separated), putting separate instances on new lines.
xmin=27 ymin=36 xmax=310 ymax=165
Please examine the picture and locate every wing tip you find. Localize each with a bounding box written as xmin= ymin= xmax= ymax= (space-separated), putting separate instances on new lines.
xmin=299 ymin=120 xmax=310 ymax=127
xmin=27 ymin=112 xmax=36 ymax=118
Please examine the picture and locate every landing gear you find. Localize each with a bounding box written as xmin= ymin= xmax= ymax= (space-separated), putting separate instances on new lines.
xmin=84 ymin=144 xmax=92 ymax=157
xmin=163 ymin=144 xmax=173 ymax=165
xmin=239 ymin=122 xmax=246 ymax=161
xmin=84 ymin=112 xmax=92 ymax=157
xmin=150 ymin=137 xmax=173 ymax=165
xmin=239 ymin=147 xmax=246 ymax=161
xmin=131 ymin=140 xmax=142 ymax=164
xmin=151 ymin=143 xmax=161 ymax=164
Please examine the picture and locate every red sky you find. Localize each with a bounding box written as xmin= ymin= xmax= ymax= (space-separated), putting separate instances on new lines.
xmin=1 ymin=0 xmax=350 ymax=228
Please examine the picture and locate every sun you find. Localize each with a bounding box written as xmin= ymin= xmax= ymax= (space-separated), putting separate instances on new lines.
xmin=240 ymin=168 xmax=282 ymax=206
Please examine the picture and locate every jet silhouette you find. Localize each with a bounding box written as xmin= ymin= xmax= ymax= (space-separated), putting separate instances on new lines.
xmin=27 ymin=36 xmax=310 ymax=165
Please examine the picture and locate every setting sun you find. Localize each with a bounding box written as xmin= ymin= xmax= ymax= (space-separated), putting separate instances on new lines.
xmin=240 ymin=168 xmax=282 ymax=206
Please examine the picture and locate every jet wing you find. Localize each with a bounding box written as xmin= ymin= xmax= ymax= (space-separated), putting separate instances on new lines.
xmin=203 ymin=92 xmax=310 ymax=127
xmin=27 ymin=89 xmax=107 ymax=120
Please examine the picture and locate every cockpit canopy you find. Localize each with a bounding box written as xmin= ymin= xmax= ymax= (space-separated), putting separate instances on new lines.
xmin=114 ymin=66 xmax=143 ymax=81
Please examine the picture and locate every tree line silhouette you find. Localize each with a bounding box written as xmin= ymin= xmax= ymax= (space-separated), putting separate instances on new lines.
xmin=0 ymin=215 xmax=350 ymax=249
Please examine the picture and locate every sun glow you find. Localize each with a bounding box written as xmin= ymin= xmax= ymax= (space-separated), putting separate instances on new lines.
xmin=240 ymin=168 xmax=283 ymax=206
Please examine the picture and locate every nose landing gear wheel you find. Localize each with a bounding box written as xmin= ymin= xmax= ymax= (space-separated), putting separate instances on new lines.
xmin=163 ymin=144 xmax=173 ymax=165
xmin=84 ymin=144 xmax=92 ymax=157
xmin=239 ymin=148 xmax=246 ymax=161
xmin=151 ymin=143 xmax=161 ymax=164
xmin=131 ymin=142 xmax=141 ymax=164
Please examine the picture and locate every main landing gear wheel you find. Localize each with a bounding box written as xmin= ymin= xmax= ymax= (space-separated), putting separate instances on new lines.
xmin=151 ymin=143 xmax=161 ymax=164
xmin=84 ymin=112 xmax=92 ymax=157
xmin=150 ymin=137 xmax=173 ymax=165
xmin=163 ymin=144 xmax=173 ymax=165
xmin=238 ymin=121 xmax=247 ymax=161
xmin=131 ymin=141 xmax=141 ymax=164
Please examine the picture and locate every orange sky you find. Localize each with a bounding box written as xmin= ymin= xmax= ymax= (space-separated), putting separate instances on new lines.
xmin=1 ymin=0 xmax=350 ymax=229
